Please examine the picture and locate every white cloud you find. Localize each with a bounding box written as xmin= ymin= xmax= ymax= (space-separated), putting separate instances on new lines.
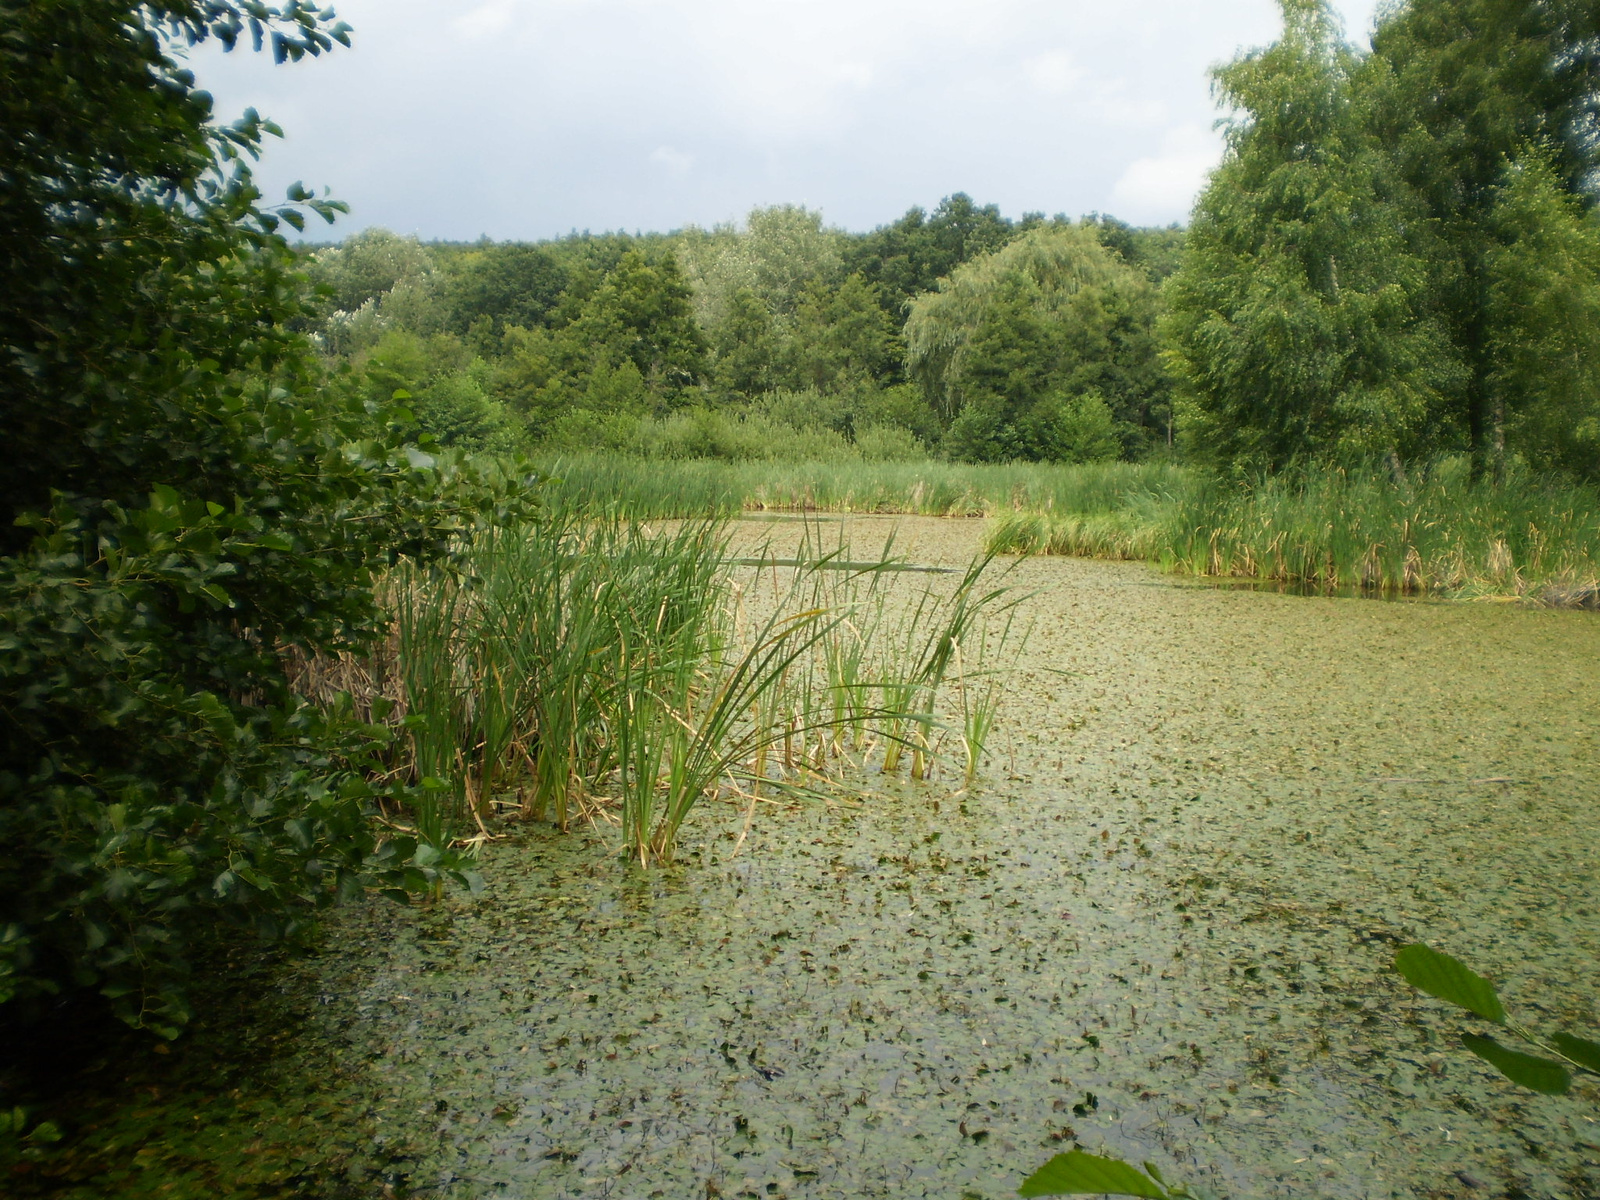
xmin=194 ymin=0 xmax=1382 ymax=237
xmin=1025 ymin=50 xmax=1081 ymax=97
xmin=649 ymin=145 xmax=694 ymax=177
xmin=1108 ymin=124 xmax=1224 ymax=224
xmin=452 ymin=0 xmax=518 ymax=39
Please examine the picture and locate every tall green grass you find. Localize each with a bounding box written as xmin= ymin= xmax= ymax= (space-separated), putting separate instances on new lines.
xmin=985 ymin=457 xmax=1600 ymax=602
xmin=341 ymin=497 xmax=1026 ymax=865
xmin=1164 ymin=460 xmax=1600 ymax=598
xmin=542 ymin=453 xmax=1188 ymax=520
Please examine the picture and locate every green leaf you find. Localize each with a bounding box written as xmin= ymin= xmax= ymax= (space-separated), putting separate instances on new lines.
xmin=1019 ymin=1151 xmax=1170 ymax=1198
xmin=1551 ymin=1032 xmax=1600 ymax=1073
xmin=1394 ymin=944 xmax=1505 ymax=1023
xmin=1462 ymin=1034 xmax=1571 ymax=1094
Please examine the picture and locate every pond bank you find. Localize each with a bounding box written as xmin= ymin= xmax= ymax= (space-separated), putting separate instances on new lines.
xmin=8 ymin=517 xmax=1598 ymax=1199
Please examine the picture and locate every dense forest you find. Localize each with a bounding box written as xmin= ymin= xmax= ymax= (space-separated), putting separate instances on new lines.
xmin=299 ymin=204 xmax=1184 ymax=464
xmin=299 ymin=0 xmax=1600 ymax=481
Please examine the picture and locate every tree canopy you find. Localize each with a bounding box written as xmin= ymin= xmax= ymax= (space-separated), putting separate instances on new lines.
xmin=905 ymin=226 xmax=1166 ymax=461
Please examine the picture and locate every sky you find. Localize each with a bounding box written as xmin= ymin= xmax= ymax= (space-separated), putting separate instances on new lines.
xmin=194 ymin=0 xmax=1385 ymax=241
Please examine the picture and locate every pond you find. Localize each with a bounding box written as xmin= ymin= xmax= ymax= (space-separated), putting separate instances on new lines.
xmin=14 ymin=517 xmax=1599 ymax=1199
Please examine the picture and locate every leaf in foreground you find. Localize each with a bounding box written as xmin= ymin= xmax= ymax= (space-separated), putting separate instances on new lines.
xmin=1393 ymin=944 xmax=1505 ymax=1023
xmin=1019 ymin=1151 xmax=1169 ymax=1198
xmin=1462 ymin=1034 xmax=1571 ymax=1094
xmin=1550 ymin=1032 xmax=1600 ymax=1074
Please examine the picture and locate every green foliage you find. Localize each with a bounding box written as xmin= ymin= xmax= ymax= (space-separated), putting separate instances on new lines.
xmin=1394 ymin=942 xmax=1600 ymax=1095
xmin=1169 ymin=0 xmax=1600 ymax=475
xmin=1365 ymin=0 xmax=1600 ymax=475
xmin=788 ymin=273 xmax=903 ymax=394
xmin=1393 ymin=942 xmax=1506 ymax=1023
xmin=845 ymin=193 xmax=1019 ymax=318
xmin=906 ymin=226 xmax=1166 ymax=460
xmin=494 ymin=248 xmax=707 ymax=439
xmin=1481 ymin=152 xmax=1600 ymax=474
xmin=0 ymin=1 xmax=522 ymax=1031
xmin=1165 ymin=0 xmax=1457 ymax=472
xmin=306 ymin=229 xmax=446 ymax=354
xmin=1018 ymin=1150 xmax=1217 ymax=1199
xmin=711 ymin=287 xmax=783 ymax=398
xmin=1460 ymin=1035 xmax=1573 ymax=1095
xmin=445 ymin=242 xmax=569 ymax=335
xmin=680 ymin=205 xmax=846 ymax=327
xmin=1019 ymin=1152 xmax=1171 ymax=1198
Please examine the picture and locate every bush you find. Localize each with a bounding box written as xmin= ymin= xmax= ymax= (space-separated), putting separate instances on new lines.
xmin=0 ymin=2 xmax=528 ymax=1033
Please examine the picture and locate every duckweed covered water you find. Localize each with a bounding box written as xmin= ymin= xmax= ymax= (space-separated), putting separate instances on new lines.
xmin=10 ymin=518 xmax=1599 ymax=1199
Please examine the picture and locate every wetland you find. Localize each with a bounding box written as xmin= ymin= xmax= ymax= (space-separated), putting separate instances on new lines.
xmin=10 ymin=517 xmax=1599 ymax=1200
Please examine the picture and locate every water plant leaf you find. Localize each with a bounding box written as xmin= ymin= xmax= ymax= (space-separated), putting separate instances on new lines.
xmin=1019 ymin=1151 xmax=1170 ymax=1198
xmin=1394 ymin=944 xmax=1505 ymax=1023
xmin=1550 ymin=1032 xmax=1600 ymax=1073
xmin=1462 ymin=1034 xmax=1571 ymax=1094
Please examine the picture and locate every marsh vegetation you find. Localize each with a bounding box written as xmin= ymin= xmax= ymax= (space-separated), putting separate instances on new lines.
xmin=10 ymin=518 xmax=1599 ymax=1200
xmin=6 ymin=2 xmax=1600 ymax=1199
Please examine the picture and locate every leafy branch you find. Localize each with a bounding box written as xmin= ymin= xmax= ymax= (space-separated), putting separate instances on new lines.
xmin=1394 ymin=943 xmax=1600 ymax=1094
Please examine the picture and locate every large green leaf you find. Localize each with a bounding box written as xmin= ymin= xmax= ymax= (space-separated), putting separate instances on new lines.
xmin=1019 ymin=1151 xmax=1170 ymax=1198
xmin=1393 ymin=944 xmax=1505 ymax=1023
xmin=1462 ymin=1034 xmax=1571 ymax=1094
xmin=1551 ymin=1032 xmax=1600 ymax=1073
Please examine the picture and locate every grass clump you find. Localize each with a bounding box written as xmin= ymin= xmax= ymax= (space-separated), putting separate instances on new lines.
xmin=1165 ymin=460 xmax=1600 ymax=600
xmin=309 ymin=498 xmax=1025 ymax=866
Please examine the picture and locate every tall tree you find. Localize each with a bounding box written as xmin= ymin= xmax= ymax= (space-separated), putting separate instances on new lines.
xmin=1362 ymin=0 xmax=1600 ymax=475
xmin=445 ymin=242 xmax=569 ymax=335
xmin=905 ymin=226 xmax=1165 ymax=460
xmin=1164 ymin=0 xmax=1457 ymax=473
xmin=844 ymin=193 xmax=1017 ymax=318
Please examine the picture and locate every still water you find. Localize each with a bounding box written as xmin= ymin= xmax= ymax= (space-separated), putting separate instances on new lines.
xmin=24 ymin=517 xmax=1600 ymax=1199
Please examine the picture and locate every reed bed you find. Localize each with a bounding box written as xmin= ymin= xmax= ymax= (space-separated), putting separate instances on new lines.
xmin=1164 ymin=461 xmax=1600 ymax=600
xmin=979 ymin=457 xmax=1600 ymax=603
xmin=542 ymin=454 xmax=1186 ymax=520
xmin=300 ymin=498 xmax=1026 ymax=866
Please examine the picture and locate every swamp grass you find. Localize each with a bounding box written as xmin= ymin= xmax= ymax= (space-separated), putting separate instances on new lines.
xmin=540 ymin=453 xmax=1188 ymax=520
xmin=315 ymin=500 xmax=1028 ymax=864
xmin=542 ymin=452 xmax=1600 ymax=601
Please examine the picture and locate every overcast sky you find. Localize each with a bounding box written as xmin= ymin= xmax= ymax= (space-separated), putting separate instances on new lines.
xmin=194 ymin=0 xmax=1384 ymax=240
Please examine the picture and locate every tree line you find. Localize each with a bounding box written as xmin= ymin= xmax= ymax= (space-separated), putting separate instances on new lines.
xmin=300 ymin=204 xmax=1184 ymax=465
xmin=311 ymin=0 xmax=1600 ymax=487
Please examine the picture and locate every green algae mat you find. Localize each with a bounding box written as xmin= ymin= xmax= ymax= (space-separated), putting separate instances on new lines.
xmin=6 ymin=518 xmax=1598 ymax=1199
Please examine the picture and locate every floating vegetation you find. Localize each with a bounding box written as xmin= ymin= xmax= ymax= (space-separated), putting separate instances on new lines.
xmin=8 ymin=519 xmax=1598 ymax=1200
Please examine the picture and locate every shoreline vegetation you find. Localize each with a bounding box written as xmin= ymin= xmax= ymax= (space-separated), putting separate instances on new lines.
xmin=541 ymin=454 xmax=1600 ymax=606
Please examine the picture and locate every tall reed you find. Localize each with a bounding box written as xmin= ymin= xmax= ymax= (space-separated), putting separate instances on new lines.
xmin=364 ymin=496 xmax=1026 ymax=866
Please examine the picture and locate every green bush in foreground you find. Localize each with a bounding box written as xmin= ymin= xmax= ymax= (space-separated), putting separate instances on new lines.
xmin=0 ymin=2 xmax=525 ymax=1033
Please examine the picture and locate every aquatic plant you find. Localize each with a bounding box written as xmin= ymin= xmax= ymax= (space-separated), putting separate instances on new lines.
xmin=542 ymin=453 xmax=1600 ymax=603
xmin=954 ymin=610 xmax=1025 ymax=787
xmin=543 ymin=453 xmax=1186 ymax=521
xmin=329 ymin=498 xmax=1026 ymax=865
